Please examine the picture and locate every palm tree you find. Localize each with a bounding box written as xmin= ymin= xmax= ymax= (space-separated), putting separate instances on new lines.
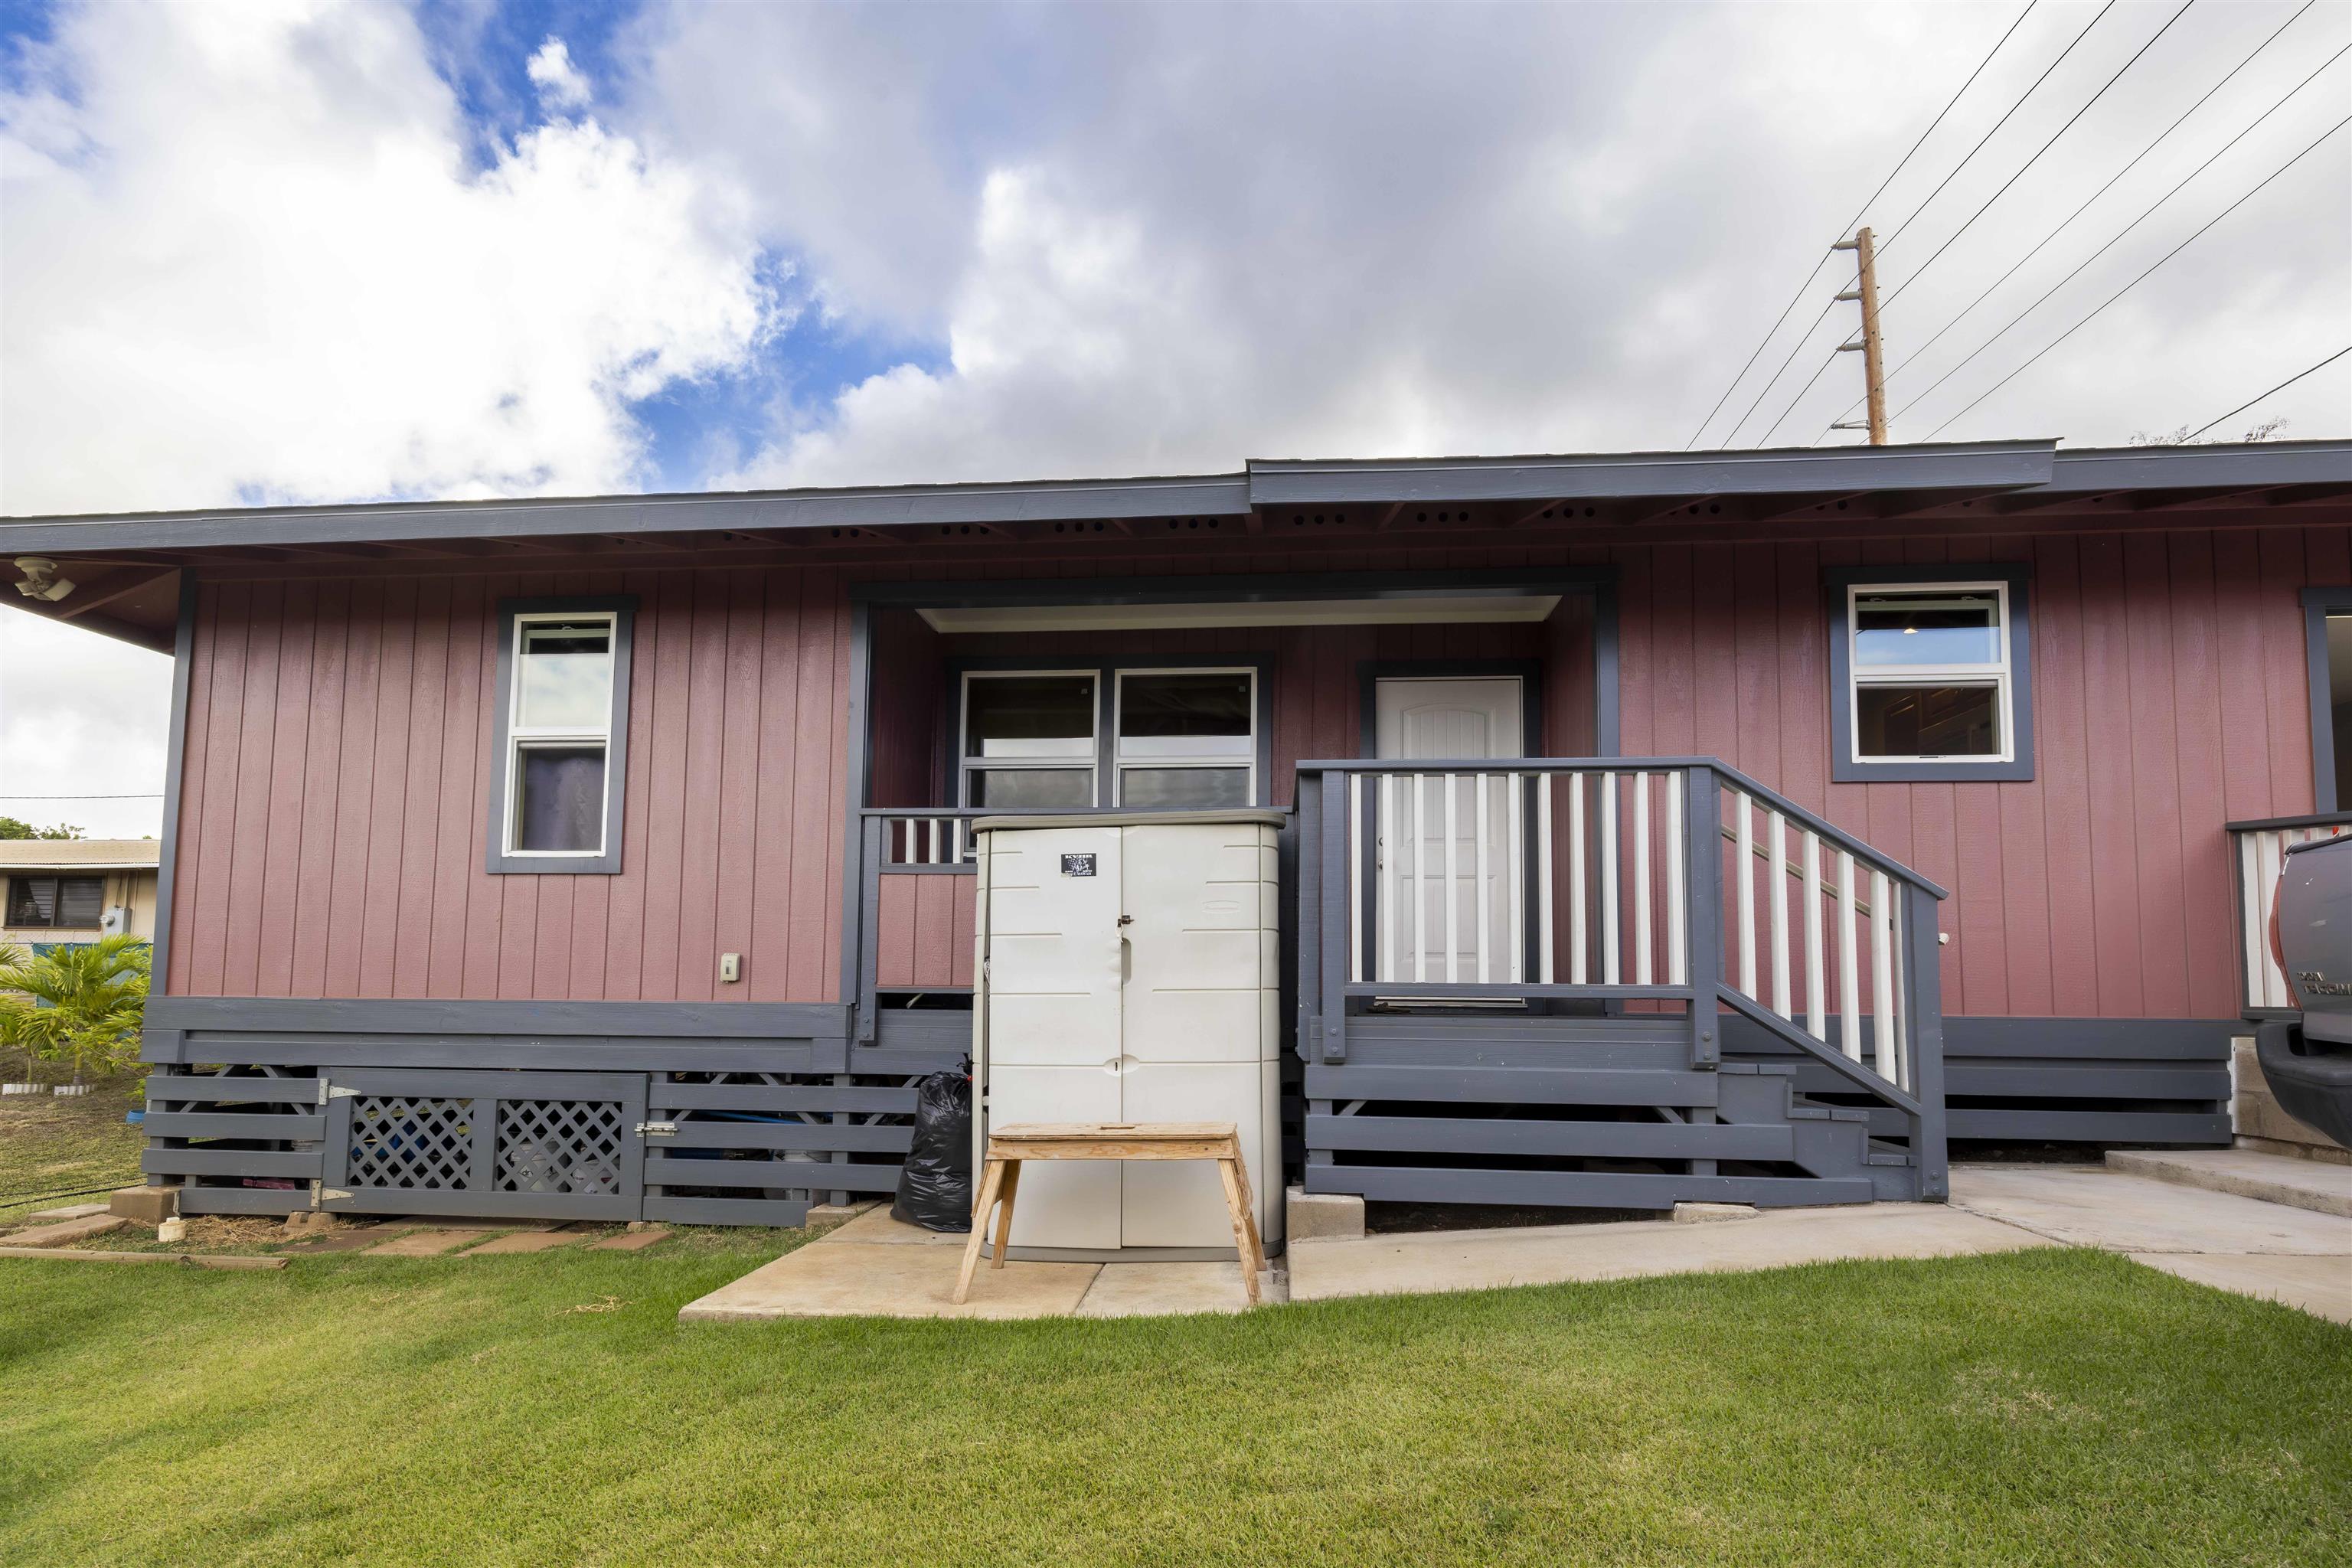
xmin=0 ymin=936 xmax=151 ymax=1088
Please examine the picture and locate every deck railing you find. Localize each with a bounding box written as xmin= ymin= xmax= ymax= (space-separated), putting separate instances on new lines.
xmin=1296 ymin=758 xmax=1949 ymax=1188
xmin=2230 ymin=812 xmax=2352 ymax=1014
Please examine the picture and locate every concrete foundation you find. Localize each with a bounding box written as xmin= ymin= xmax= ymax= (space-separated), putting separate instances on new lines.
xmin=2105 ymin=1148 xmax=2352 ymax=1219
xmin=1285 ymin=1185 xmax=1366 ymax=1243
xmin=804 ymin=1200 xmax=884 ymax=1231
xmin=1672 ymin=1201 xmax=1759 ymax=1223
xmin=108 ymin=1185 xmax=179 ymax=1223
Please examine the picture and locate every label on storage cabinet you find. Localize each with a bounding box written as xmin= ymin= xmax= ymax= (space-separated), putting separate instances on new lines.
xmin=1060 ymin=853 xmax=1097 ymax=877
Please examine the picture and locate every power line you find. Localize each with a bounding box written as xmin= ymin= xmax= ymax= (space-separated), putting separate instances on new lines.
xmin=1892 ymin=47 xmax=2350 ymax=426
xmin=1683 ymin=2 xmax=2040 ymax=448
xmin=1733 ymin=0 xmax=2114 ymax=446
xmin=1924 ymin=113 xmax=2351 ymax=438
xmin=1880 ymin=0 xmax=2197 ymax=312
xmin=2181 ymin=346 xmax=2351 ymax=441
xmin=1821 ymin=0 xmax=2320 ymax=437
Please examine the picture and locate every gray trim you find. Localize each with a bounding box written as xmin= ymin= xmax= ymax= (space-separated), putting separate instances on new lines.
xmin=854 ymin=566 xmax=1618 ymax=613
xmin=145 ymin=995 xmax=849 ymax=1037
xmin=484 ymin=595 xmax=636 ymax=874
xmin=1247 ymin=440 xmax=2056 ymax=503
xmin=1306 ymin=1166 xmax=1877 ymax=1210
xmin=147 ymin=572 xmax=196 ymax=997
xmin=2030 ymin=439 xmax=2352 ymax=495
xmin=1824 ymin=564 xmax=2034 ymax=784
xmin=2302 ymin=586 xmax=2352 ymax=813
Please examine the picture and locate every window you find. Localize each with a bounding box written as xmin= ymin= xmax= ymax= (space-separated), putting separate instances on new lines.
xmin=486 ymin=597 xmax=635 ymax=874
xmin=5 ymin=876 xmax=105 ymax=928
xmin=956 ymin=662 xmax=1265 ymax=810
xmin=1827 ymin=569 xmax=2032 ymax=782
xmin=1116 ymin=670 xmax=1253 ymax=808
xmin=961 ymin=673 xmax=1099 ymax=808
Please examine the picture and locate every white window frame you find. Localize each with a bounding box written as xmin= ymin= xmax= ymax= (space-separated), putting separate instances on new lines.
xmin=502 ymin=610 xmax=621 ymax=861
xmin=1112 ymin=666 xmax=1258 ymax=807
xmin=957 ymin=670 xmax=1101 ymax=808
xmin=1844 ymin=580 xmax=2014 ymax=766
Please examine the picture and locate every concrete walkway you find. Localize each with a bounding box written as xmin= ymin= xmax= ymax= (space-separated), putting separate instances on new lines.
xmin=678 ymin=1159 xmax=2352 ymax=1325
xmin=681 ymin=1205 xmax=1281 ymax=1321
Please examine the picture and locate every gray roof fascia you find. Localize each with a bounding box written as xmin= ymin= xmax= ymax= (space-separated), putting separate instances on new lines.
xmin=0 ymin=472 xmax=1253 ymax=554
xmin=2030 ymin=440 xmax=2352 ymax=495
xmin=1245 ymin=439 xmax=2057 ymax=505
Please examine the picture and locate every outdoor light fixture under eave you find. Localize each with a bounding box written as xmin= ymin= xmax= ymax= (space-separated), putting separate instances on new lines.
xmin=11 ymin=558 xmax=75 ymax=602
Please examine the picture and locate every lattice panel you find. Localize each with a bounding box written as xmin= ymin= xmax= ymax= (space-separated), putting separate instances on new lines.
xmin=348 ymin=1096 xmax=477 ymax=1190
xmin=496 ymin=1099 xmax=625 ymax=1195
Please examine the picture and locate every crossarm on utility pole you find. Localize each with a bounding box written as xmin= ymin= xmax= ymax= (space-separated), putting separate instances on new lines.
xmin=1831 ymin=227 xmax=1889 ymax=445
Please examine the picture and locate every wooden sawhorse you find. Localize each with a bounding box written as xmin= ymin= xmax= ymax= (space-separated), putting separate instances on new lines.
xmin=953 ymin=1122 xmax=1267 ymax=1306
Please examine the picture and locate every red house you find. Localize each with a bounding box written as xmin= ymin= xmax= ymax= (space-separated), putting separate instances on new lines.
xmin=8 ymin=437 xmax=2348 ymax=1227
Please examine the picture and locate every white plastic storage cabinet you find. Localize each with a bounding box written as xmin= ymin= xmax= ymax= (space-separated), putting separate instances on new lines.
xmin=972 ymin=811 xmax=1285 ymax=1260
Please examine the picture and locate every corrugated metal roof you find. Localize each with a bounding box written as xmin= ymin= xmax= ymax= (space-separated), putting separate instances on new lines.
xmin=0 ymin=838 xmax=161 ymax=872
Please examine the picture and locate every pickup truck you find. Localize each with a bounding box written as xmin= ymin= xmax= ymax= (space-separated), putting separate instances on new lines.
xmin=2259 ymin=831 xmax=2352 ymax=1145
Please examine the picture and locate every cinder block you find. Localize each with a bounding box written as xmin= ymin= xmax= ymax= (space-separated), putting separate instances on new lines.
xmin=108 ymin=1186 xmax=179 ymax=1223
xmin=1672 ymin=1202 xmax=1759 ymax=1223
xmin=1285 ymin=1185 xmax=1365 ymax=1242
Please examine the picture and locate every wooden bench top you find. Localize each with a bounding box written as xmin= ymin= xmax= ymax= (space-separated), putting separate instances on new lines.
xmin=990 ymin=1121 xmax=1237 ymax=1142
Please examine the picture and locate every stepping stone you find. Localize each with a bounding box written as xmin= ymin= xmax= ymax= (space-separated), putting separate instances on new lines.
xmin=24 ymin=1203 xmax=110 ymax=1225
xmin=587 ymin=1227 xmax=671 ymax=1252
xmin=281 ymin=1231 xmax=387 ymax=1255
xmin=461 ymin=1230 xmax=583 ymax=1256
xmin=2 ymin=1214 xmax=126 ymax=1248
xmin=363 ymin=1228 xmax=482 ymax=1257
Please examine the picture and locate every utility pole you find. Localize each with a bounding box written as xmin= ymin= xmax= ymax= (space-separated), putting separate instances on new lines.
xmin=1831 ymin=227 xmax=1888 ymax=445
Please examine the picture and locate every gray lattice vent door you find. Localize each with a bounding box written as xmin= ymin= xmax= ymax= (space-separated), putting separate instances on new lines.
xmin=319 ymin=1070 xmax=648 ymax=1221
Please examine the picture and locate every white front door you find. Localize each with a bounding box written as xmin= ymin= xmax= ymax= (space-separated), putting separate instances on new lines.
xmin=1373 ymin=678 xmax=1525 ymax=984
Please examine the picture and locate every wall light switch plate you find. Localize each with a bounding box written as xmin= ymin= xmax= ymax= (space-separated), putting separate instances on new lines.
xmin=719 ymin=952 xmax=743 ymax=984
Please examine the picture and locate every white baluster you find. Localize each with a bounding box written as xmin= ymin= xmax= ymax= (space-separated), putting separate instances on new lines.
xmin=1508 ymin=773 xmax=1526 ymax=984
xmin=1566 ymin=772 xmax=1585 ymax=985
xmin=1634 ymin=772 xmax=1653 ymax=987
xmin=927 ymin=817 xmax=942 ymax=866
xmin=1601 ymin=772 xmax=1621 ymax=986
xmin=1475 ymin=773 xmax=1491 ymax=984
xmin=1803 ymin=830 xmax=1826 ymax=1042
xmin=1379 ymin=775 xmax=1396 ymax=985
xmin=1413 ymin=773 xmax=1429 ymax=985
xmin=1443 ymin=773 xmax=1460 ymax=985
xmin=1666 ymin=772 xmax=1687 ymax=987
xmin=1871 ymin=868 xmax=1896 ymax=1083
xmin=1839 ymin=850 xmax=1862 ymax=1062
xmin=1539 ymin=775 xmax=1557 ymax=985
xmin=1769 ymin=809 xmax=1791 ymax=1019
xmin=1348 ymin=773 xmax=1364 ymax=986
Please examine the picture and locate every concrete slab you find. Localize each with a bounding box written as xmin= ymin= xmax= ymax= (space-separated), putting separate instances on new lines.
xmin=1949 ymin=1165 xmax=2352 ymax=1255
xmin=820 ymin=1207 xmax=969 ymax=1246
xmin=459 ymin=1230 xmax=583 ymax=1256
xmin=362 ymin=1228 xmax=482 ymax=1257
xmin=23 ymin=1203 xmax=109 ymax=1224
xmin=587 ymin=1227 xmax=671 ymax=1252
xmin=1286 ymin=1202 xmax=2050 ymax=1303
xmin=680 ymin=1241 xmax=1097 ymax=1321
xmin=2128 ymin=1253 xmax=2352 ymax=1325
xmin=805 ymin=1200 xmax=884 ymax=1230
xmin=2105 ymin=1148 xmax=2352 ymax=1219
xmin=1073 ymin=1261 xmax=1278 ymax=1318
xmin=2 ymin=1214 xmax=127 ymax=1248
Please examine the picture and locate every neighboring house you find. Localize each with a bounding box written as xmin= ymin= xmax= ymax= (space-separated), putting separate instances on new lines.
xmin=5 ymin=438 xmax=2347 ymax=1225
xmin=0 ymin=838 xmax=159 ymax=953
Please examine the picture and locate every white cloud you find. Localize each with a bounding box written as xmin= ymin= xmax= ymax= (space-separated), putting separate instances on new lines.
xmin=0 ymin=0 xmax=776 ymax=517
xmin=527 ymin=37 xmax=592 ymax=113
xmin=0 ymin=609 xmax=172 ymax=840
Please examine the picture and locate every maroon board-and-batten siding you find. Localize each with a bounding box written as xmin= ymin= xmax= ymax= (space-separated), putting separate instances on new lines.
xmin=163 ymin=523 xmax=2347 ymax=1019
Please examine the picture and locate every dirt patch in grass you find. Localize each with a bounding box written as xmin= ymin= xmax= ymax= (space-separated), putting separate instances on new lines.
xmin=0 ymin=1080 xmax=145 ymax=1223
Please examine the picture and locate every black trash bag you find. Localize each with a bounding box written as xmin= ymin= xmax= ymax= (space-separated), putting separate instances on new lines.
xmin=890 ymin=1061 xmax=973 ymax=1232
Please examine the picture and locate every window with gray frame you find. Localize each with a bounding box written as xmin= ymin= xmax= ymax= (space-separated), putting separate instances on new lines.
xmin=485 ymin=597 xmax=635 ymax=874
xmin=957 ymin=664 xmax=1261 ymax=810
xmin=5 ymin=875 xmax=105 ymax=928
xmin=1826 ymin=567 xmax=2032 ymax=782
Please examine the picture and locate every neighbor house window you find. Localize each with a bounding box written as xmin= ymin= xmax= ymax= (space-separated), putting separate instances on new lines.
xmin=1115 ymin=669 xmax=1254 ymax=808
xmin=1827 ymin=568 xmax=2033 ymax=783
xmin=5 ymin=875 xmax=104 ymax=929
xmin=485 ymin=597 xmax=635 ymax=874
xmin=960 ymin=672 xmax=1099 ymax=808
xmin=957 ymin=662 xmax=1266 ymax=810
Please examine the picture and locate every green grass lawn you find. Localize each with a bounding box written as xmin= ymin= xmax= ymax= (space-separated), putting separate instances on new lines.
xmin=0 ymin=1080 xmax=144 ymax=1223
xmin=1 ymin=1234 xmax=2345 ymax=1567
